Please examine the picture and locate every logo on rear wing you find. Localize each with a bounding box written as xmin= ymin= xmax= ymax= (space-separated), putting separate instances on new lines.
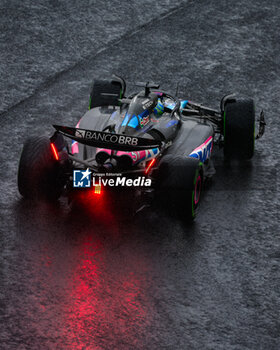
xmin=53 ymin=125 xmax=162 ymax=151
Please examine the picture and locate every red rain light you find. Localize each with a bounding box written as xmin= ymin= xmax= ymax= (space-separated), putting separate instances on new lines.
xmin=94 ymin=185 xmax=102 ymax=195
xmin=145 ymin=159 xmax=156 ymax=174
xmin=50 ymin=143 xmax=59 ymax=160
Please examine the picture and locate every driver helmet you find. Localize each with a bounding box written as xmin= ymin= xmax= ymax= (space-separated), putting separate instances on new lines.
xmin=153 ymin=99 xmax=164 ymax=117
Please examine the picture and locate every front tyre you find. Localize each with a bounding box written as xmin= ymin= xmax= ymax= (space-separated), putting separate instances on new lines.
xmin=18 ymin=136 xmax=64 ymax=200
xmin=155 ymin=155 xmax=203 ymax=220
xmin=223 ymin=98 xmax=255 ymax=160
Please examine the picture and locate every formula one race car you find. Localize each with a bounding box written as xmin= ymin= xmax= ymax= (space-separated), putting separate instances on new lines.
xmin=18 ymin=75 xmax=265 ymax=220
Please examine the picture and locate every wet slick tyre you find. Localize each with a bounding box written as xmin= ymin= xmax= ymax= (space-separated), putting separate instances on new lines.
xmin=18 ymin=136 xmax=63 ymax=200
xmin=223 ymin=98 xmax=255 ymax=159
xmin=155 ymin=155 xmax=203 ymax=221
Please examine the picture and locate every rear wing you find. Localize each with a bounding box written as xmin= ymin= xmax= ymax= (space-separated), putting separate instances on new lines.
xmin=53 ymin=125 xmax=162 ymax=151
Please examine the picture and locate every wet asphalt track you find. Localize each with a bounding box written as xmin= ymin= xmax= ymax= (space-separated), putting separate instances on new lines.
xmin=0 ymin=0 xmax=280 ymax=349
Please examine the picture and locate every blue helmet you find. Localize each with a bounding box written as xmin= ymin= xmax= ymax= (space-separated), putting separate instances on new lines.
xmin=153 ymin=99 xmax=164 ymax=116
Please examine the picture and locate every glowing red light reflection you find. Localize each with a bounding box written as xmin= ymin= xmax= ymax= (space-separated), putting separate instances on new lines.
xmin=50 ymin=143 xmax=59 ymax=160
xmin=145 ymin=158 xmax=155 ymax=174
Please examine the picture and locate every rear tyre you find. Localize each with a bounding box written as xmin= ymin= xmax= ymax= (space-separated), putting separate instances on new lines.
xmin=223 ymin=98 xmax=255 ymax=159
xmin=18 ymin=136 xmax=64 ymax=200
xmin=155 ymin=155 xmax=203 ymax=220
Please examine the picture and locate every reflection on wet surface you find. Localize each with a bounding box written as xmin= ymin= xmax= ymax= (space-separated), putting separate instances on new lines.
xmin=4 ymin=199 xmax=157 ymax=348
